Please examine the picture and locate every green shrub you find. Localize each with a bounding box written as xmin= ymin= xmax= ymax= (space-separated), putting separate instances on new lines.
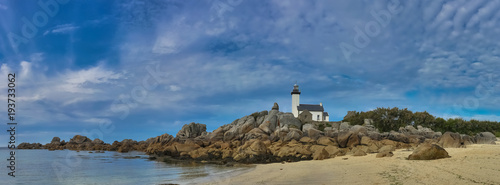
xmin=343 ymin=107 xmax=500 ymax=134
xmin=325 ymin=122 xmax=332 ymax=127
xmin=318 ymin=124 xmax=325 ymax=131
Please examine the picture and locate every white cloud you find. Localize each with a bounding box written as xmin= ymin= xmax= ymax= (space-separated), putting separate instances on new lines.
xmin=60 ymin=66 xmax=124 ymax=94
xmin=151 ymin=17 xmax=200 ymax=54
xmin=169 ymin=85 xmax=181 ymax=92
xmin=84 ymin=118 xmax=112 ymax=125
xmin=30 ymin=53 xmax=44 ymax=63
xmin=51 ymin=24 xmax=79 ymax=33
xmin=20 ymin=61 xmax=31 ymax=78
xmin=0 ymin=61 xmax=130 ymax=126
xmin=64 ymin=66 xmax=122 ymax=84
xmin=466 ymin=1 xmax=500 ymax=29
xmin=43 ymin=24 xmax=79 ymax=35
xmin=17 ymin=94 xmax=43 ymax=102
xmin=152 ymin=33 xmax=180 ymax=54
xmin=0 ymin=63 xmax=10 ymax=77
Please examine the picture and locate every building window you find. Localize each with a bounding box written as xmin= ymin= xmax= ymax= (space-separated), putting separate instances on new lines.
xmin=317 ymin=115 xmax=320 ymax=121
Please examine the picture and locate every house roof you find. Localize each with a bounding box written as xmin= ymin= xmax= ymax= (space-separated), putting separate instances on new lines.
xmin=323 ymin=112 xmax=329 ymax=116
xmin=297 ymin=104 xmax=324 ymax=112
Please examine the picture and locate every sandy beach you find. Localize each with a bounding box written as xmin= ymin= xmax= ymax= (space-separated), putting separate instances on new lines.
xmin=204 ymin=139 xmax=500 ymax=185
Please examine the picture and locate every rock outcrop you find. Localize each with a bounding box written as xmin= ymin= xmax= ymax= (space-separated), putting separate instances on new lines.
xmin=438 ymin=132 xmax=463 ymax=148
xmin=145 ymin=133 xmax=174 ymax=155
xmin=339 ymin=122 xmax=351 ymax=131
xmin=317 ymin=137 xmax=336 ymax=146
xmin=461 ymin=134 xmax=475 ymax=145
xmin=408 ymin=143 xmax=450 ymax=160
xmin=272 ymin=102 xmax=279 ymax=110
xmin=51 ymin=137 xmax=61 ymax=143
xmin=474 ymin=132 xmax=497 ymax=144
xmin=17 ymin=103 xmax=497 ymax=165
xmin=44 ymin=137 xmax=64 ymax=150
xmin=283 ymin=128 xmax=303 ymax=142
xmin=279 ymin=113 xmax=302 ymax=129
xmin=312 ymin=148 xmax=329 ymax=160
xmin=298 ymin=110 xmax=313 ymax=124
xmin=259 ymin=109 xmax=279 ymax=134
xmin=116 ymin=139 xmax=140 ymax=153
xmin=302 ymin=124 xmax=321 ymax=139
xmin=176 ymin=122 xmax=207 ymax=139
xmin=337 ymin=131 xmax=359 ymax=148
xmin=18 ymin=142 xmax=43 ymax=149
xmin=224 ymin=116 xmax=257 ymax=141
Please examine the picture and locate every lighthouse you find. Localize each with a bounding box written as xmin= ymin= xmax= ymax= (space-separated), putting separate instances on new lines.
xmin=291 ymin=84 xmax=329 ymax=121
xmin=291 ymin=83 xmax=301 ymax=117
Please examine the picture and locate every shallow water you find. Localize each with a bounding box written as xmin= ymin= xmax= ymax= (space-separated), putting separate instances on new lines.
xmin=0 ymin=148 xmax=253 ymax=185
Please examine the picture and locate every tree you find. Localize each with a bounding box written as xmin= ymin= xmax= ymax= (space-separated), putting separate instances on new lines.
xmin=342 ymin=107 xmax=500 ymax=135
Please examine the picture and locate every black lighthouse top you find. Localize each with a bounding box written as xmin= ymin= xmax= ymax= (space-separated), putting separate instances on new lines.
xmin=291 ymin=84 xmax=301 ymax=95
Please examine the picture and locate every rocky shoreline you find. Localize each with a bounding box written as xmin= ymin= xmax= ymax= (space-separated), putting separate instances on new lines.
xmin=19 ymin=103 xmax=497 ymax=163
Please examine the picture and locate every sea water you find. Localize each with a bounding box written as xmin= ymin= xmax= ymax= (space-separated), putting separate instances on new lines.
xmin=0 ymin=148 xmax=252 ymax=185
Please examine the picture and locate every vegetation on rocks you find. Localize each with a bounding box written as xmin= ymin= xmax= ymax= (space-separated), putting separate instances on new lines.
xmin=343 ymin=107 xmax=500 ymax=136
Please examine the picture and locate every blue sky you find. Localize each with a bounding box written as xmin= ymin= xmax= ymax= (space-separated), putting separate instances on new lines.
xmin=0 ymin=0 xmax=499 ymax=144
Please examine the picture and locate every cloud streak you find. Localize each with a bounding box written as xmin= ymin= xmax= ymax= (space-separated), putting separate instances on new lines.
xmin=43 ymin=24 xmax=80 ymax=35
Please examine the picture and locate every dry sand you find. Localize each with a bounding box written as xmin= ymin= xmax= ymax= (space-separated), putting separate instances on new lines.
xmin=203 ymin=139 xmax=500 ymax=185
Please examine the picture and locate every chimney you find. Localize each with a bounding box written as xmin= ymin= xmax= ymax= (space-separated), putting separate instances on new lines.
xmin=320 ymin=102 xmax=322 ymax=106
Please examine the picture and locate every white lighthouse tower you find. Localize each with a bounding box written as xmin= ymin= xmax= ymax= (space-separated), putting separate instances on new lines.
xmin=291 ymin=83 xmax=301 ymax=117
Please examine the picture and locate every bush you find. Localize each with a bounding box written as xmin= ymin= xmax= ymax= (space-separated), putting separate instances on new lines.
xmin=343 ymin=107 xmax=500 ymax=135
xmin=318 ymin=124 xmax=325 ymax=131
